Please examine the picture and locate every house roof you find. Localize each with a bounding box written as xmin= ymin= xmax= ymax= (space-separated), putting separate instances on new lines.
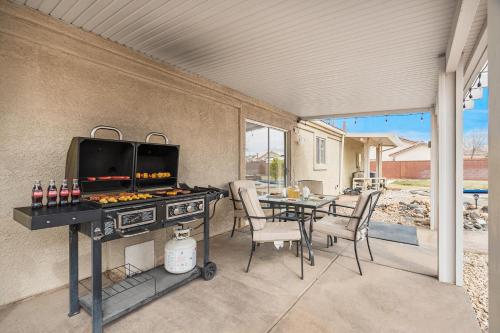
xmin=398 ymin=137 xmax=420 ymax=145
xmin=388 ymin=142 xmax=429 ymax=157
xmin=345 ymin=133 xmax=402 ymax=147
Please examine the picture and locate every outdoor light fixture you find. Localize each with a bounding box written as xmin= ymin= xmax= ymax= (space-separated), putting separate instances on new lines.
xmin=477 ymin=73 xmax=482 ymax=87
xmin=469 ymin=88 xmax=473 ymax=99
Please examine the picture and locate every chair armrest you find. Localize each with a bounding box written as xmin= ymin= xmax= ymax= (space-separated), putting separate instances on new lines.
xmin=331 ymin=204 xmax=356 ymax=209
xmin=314 ymin=209 xmax=331 ymax=215
xmin=245 ymin=215 xmax=270 ymax=220
xmin=321 ymin=212 xmax=360 ymax=219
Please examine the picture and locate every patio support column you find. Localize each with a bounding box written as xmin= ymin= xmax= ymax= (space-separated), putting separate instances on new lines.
xmin=437 ymin=68 xmax=460 ymax=284
xmin=375 ymin=144 xmax=383 ymax=178
xmin=363 ymin=141 xmax=370 ymax=179
xmin=430 ymin=110 xmax=439 ymax=231
xmin=488 ymin=0 xmax=500 ymax=330
xmin=455 ymin=60 xmax=464 ymax=286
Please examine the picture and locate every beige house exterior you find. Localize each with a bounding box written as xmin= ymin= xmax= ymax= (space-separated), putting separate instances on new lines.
xmin=291 ymin=121 xmax=344 ymax=195
xmin=380 ymin=138 xmax=431 ymax=162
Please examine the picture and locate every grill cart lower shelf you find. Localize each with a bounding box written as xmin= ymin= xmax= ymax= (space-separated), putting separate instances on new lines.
xmin=79 ymin=266 xmax=202 ymax=325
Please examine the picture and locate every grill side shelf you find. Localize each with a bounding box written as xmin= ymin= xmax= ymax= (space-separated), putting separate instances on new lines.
xmin=13 ymin=204 xmax=101 ymax=230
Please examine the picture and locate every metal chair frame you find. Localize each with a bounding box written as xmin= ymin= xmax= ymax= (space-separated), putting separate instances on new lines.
xmin=238 ymin=188 xmax=307 ymax=280
xmin=228 ymin=183 xmax=277 ymax=237
xmin=315 ymin=191 xmax=381 ymax=275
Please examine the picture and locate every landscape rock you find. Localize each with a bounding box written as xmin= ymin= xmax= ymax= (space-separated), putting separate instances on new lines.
xmin=464 ymin=251 xmax=488 ymax=333
xmin=464 ymin=202 xmax=474 ymax=210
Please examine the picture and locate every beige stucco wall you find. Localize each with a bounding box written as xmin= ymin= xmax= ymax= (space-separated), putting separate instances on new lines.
xmin=0 ymin=1 xmax=296 ymax=306
xmin=342 ymin=138 xmax=365 ymax=189
xmin=291 ymin=122 xmax=343 ymax=195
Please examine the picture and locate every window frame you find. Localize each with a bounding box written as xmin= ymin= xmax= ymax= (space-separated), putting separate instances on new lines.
xmin=244 ymin=119 xmax=288 ymax=194
xmin=314 ymin=135 xmax=327 ymax=170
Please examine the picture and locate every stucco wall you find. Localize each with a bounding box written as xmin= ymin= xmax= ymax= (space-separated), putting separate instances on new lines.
xmin=292 ymin=122 xmax=343 ymax=195
xmin=342 ymin=138 xmax=364 ymax=188
xmin=0 ymin=1 xmax=296 ymax=306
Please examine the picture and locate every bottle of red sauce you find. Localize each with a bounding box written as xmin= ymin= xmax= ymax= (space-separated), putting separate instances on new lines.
xmin=59 ymin=179 xmax=70 ymax=206
xmin=71 ymin=179 xmax=81 ymax=205
xmin=31 ymin=180 xmax=43 ymax=209
xmin=47 ymin=179 xmax=58 ymax=207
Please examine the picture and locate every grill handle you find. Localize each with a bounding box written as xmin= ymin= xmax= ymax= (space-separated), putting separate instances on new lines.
xmin=116 ymin=228 xmax=150 ymax=238
xmin=90 ymin=125 xmax=123 ymax=140
xmin=145 ymin=132 xmax=169 ymax=144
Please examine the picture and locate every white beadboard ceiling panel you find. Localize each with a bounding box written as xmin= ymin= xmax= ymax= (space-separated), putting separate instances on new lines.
xmin=15 ymin=0 xmax=484 ymax=118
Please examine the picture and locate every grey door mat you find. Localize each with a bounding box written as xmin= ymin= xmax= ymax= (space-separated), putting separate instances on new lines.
xmin=368 ymin=222 xmax=419 ymax=246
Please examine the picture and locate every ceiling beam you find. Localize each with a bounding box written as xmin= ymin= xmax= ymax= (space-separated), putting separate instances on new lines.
xmin=300 ymin=106 xmax=434 ymax=120
xmin=463 ymin=23 xmax=488 ymax=93
xmin=446 ymin=0 xmax=481 ymax=72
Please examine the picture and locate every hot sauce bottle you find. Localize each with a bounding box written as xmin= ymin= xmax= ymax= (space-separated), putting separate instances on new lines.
xmin=47 ymin=179 xmax=58 ymax=207
xmin=31 ymin=180 xmax=43 ymax=209
xmin=71 ymin=179 xmax=81 ymax=205
xmin=59 ymin=179 xmax=70 ymax=206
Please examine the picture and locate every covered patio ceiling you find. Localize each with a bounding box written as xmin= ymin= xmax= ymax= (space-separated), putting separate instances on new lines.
xmin=15 ymin=0 xmax=487 ymax=118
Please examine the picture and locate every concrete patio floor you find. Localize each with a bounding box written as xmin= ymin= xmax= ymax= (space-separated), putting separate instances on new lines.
xmin=0 ymin=227 xmax=479 ymax=333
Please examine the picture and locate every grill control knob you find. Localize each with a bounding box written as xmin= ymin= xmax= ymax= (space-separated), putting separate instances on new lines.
xmin=186 ymin=205 xmax=194 ymax=213
xmin=198 ymin=203 xmax=203 ymax=210
xmin=173 ymin=208 xmax=181 ymax=215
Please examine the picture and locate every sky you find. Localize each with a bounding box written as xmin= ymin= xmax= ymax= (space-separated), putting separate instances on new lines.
xmin=245 ymin=126 xmax=286 ymax=155
xmin=325 ymin=87 xmax=489 ymax=142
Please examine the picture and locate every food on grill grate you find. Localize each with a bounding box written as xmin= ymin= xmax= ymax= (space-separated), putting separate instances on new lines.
xmin=136 ymin=172 xmax=171 ymax=179
xmin=85 ymin=176 xmax=130 ymax=181
xmin=87 ymin=192 xmax=153 ymax=204
xmin=154 ymin=188 xmax=191 ymax=196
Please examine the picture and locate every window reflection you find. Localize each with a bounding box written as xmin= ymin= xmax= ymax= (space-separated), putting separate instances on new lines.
xmin=245 ymin=122 xmax=287 ymax=195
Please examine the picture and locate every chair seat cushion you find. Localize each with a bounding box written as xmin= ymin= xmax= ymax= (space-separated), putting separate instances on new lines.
xmin=314 ymin=215 xmax=366 ymax=241
xmin=253 ymin=222 xmax=301 ymax=242
xmin=234 ymin=208 xmax=282 ymax=219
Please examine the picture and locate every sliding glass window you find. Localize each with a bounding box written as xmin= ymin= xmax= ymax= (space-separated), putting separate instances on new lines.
xmin=245 ymin=121 xmax=287 ymax=195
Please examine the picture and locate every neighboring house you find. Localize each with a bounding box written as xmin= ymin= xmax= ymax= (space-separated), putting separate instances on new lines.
xmin=384 ymin=139 xmax=430 ymax=161
xmin=370 ymin=137 xmax=431 ymax=161
xmin=254 ymin=151 xmax=284 ymax=162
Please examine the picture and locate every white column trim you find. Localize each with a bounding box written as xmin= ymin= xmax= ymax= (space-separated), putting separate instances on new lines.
xmin=455 ymin=59 xmax=464 ymax=286
xmin=488 ymin=0 xmax=500 ymax=330
xmin=363 ymin=141 xmax=370 ymax=179
xmin=430 ymin=109 xmax=439 ymax=231
xmin=437 ymin=69 xmax=457 ymax=284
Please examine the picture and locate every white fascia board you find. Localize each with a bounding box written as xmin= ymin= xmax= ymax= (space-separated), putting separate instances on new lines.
xmin=446 ymin=0 xmax=481 ymax=72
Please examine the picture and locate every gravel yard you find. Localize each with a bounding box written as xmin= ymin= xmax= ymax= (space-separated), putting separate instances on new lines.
xmin=464 ymin=251 xmax=489 ymax=333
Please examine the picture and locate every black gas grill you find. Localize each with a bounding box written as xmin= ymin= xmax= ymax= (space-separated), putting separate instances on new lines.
xmin=13 ymin=126 xmax=227 ymax=333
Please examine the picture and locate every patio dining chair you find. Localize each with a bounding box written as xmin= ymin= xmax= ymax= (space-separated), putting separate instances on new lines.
xmin=228 ymin=180 xmax=280 ymax=237
xmin=238 ymin=186 xmax=306 ymax=279
xmin=312 ymin=190 xmax=381 ymax=275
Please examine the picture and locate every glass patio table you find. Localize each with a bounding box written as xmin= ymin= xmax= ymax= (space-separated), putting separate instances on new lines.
xmin=258 ymin=194 xmax=338 ymax=266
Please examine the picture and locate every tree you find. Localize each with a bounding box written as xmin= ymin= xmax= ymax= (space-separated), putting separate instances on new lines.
xmin=269 ymin=157 xmax=285 ymax=181
xmin=463 ymin=130 xmax=488 ymax=159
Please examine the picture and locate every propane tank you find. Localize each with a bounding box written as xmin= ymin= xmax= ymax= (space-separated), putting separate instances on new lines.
xmin=164 ymin=228 xmax=196 ymax=274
